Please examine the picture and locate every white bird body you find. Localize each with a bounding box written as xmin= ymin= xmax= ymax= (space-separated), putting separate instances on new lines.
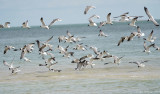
xmin=106 ymin=13 xmax=113 ymax=24
xmin=4 ymin=22 xmax=11 ymax=28
xmin=22 ymin=20 xmax=30 ymax=29
xmin=98 ymin=30 xmax=108 ymax=37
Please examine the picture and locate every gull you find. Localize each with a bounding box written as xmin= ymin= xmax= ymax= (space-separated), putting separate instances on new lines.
xmin=137 ymin=26 xmax=145 ymax=38
xmin=114 ymin=12 xmax=129 ymax=22
xmin=113 ymin=55 xmax=124 ymax=65
xmin=63 ymin=52 xmax=74 ymax=58
xmin=36 ymin=36 xmax=53 ymax=52
xmin=23 ymin=57 xmax=31 ymax=62
xmin=88 ymin=18 xmax=97 ymax=26
xmin=127 ymin=32 xmax=139 ymax=41
xmin=73 ymin=43 xmax=87 ymax=51
xmin=106 ymin=13 xmax=113 ymax=25
xmin=40 ymin=17 xmax=49 ymax=29
xmin=84 ymin=6 xmax=96 ymax=15
xmin=22 ymin=20 xmax=30 ymax=29
xmin=90 ymin=46 xmax=100 ymax=55
xmin=0 ymin=22 xmax=11 ymax=28
xmin=58 ymin=35 xmax=66 ymax=43
xmin=64 ymin=36 xmax=76 ymax=43
xmin=3 ymin=60 xmax=14 ymax=70
xmin=20 ymin=43 xmax=35 ymax=59
xmin=40 ymin=17 xmax=62 ymax=29
xmin=144 ymin=7 xmax=159 ymax=26
xmin=98 ymin=21 xmax=106 ymax=28
xmin=98 ymin=13 xmax=113 ymax=28
xmin=48 ymin=18 xmax=62 ymax=27
xmin=98 ymin=30 xmax=108 ymax=37
xmin=3 ymin=60 xmax=21 ymax=74
xmin=4 ymin=46 xmax=15 ymax=54
xmin=4 ymin=22 xmax=11 ymax=28
xmin=143 ymin=30 xmax=156 ymax=43
xmin=129 ymin=60 xmax=149 ymax=68
xmin=75 ymin=60 xmax=87 ymax=70
xmin=57 ymin=45 xmax=69 ymax=54
xmin=128 ymin=17 xmax=138 ymax=27
xmin=143 ymin=41 xmax=154 ymax=53
xmin=117 ymin=36 xmax=128 ymax=46
xmin=39 ymin=62 xmax=58 ymax=71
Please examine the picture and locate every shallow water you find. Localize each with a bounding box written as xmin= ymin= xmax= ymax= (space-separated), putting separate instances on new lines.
xmin=0 ymin=20 xmax=160 ymax=94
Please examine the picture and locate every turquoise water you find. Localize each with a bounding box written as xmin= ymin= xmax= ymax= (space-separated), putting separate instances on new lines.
xmin=0 ymin=20 xmax=160 ymax=94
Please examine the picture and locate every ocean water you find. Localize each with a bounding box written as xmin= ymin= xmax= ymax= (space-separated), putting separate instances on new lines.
xmin=0 ymin=20 xmax=160 ymax=94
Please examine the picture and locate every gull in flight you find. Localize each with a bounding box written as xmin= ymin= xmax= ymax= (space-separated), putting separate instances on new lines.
xmin=0 ymin=22 xmax=11 ymax=28
xmin=4 ymin=46 xmax=15 ymax=54
xmin=113 ymin=55 xmax=124 ymax=65
xmin=117 ymin=36 xmax=128 ymax=46
xmin=3 ymin=59 xmax=21 ymax=74
xmin=40 ymin=17 xmax=62 ymax=29
xmin=88 ymin=19 xmax=97 ymax=26
xmin=143 ymin=30 xmax=156 ymax=43
xmin=88 ymin=15 xmax=100 ymax=26
xmin=39 ymin=62 xmax=58 ymax=71
xmin=128 ymin=17 xmax=138 ymax=27
xmin=129 ymin=60 xmax=149 ymax=68
xmin=114 ymin=12 xmax=130 ymax=22
xmin=106 ymin=13 xmax=113 ymax=25
xmin=144 ymin=6 xmax=159 ymax=26
xmin=98 ymin=13 xmax=113 ymax=28
xmin=73 ymin=43 xmax=87 ymax=51
xmin=98 ymin=30 xmax=108 ymax=37
xmin=143 ymin=41 xmax=154 ymax=53
xmin=137 ymin=26 xmax=145 ymax=38
xmin=22 ymin=20 xmax=30 ymax=29
xmin=84 ymin=6 xmax=96 ymax=15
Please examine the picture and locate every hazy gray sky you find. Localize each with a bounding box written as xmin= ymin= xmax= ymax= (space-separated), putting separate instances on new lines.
xmin=0 ymin=0 xmax=160 ymax=27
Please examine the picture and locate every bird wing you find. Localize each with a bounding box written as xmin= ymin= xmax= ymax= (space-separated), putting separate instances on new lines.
xmin=45 ymin=36 xmax=53 ymax=43
xmin=137 ymin=26 xmax=141 ymax=33
xmin=131 ymin=17 xmax=138 ymax=25
xmin=40 ymin=17 xmax=46 ymax=26
xmin=3 ymin=60 xmax=10 ymax=67
xmin=144 ymin=7 xmax=152 ymax=18
xmin=148 ymin=30 xmax=153 ymax=40
xmin=147 ymin=43 xmax=154 ymax=50
xmin=128 ymin=33 xmax=135 ymax=41
xmin=150 ymin=18 xmax=159 ymax=26
xmin=129 ymin=61 xmax=139 ymax=65
xmin=49 ymin=18 xmax=62 ymax=27
xmin=4 ymin=47 xmax=9 ymax=54
xmin=143 ymin=41 xmax=147 ymax=50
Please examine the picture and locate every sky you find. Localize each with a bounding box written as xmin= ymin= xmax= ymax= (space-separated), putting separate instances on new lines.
xmin=0 ymin=0 xmax=160 ymax=27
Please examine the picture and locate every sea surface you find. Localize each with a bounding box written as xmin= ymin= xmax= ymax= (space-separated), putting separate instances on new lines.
xmin=0 ymin=20 xmax=160 ymax=94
